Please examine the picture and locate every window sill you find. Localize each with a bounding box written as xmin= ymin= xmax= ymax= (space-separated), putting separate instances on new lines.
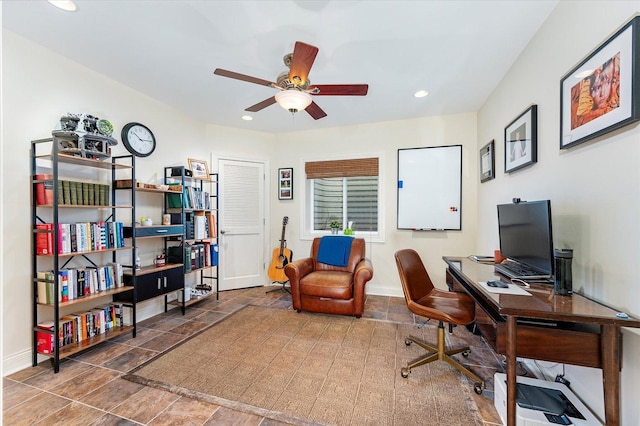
xmin=301 ymin=231 xmax=384 ymax=244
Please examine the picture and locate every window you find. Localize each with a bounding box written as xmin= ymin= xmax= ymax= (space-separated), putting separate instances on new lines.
xmin=311 ymin=176 xmax=379 ymax=231
xmin=305 ymin=157 xmax=380 ymax=235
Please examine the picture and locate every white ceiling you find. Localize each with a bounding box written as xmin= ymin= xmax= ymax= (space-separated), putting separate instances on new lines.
xmin=3 ymin=0 xmax=558 ymax=134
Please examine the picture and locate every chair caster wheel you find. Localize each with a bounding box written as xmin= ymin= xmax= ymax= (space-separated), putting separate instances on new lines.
xmin=474 ymin=383 xmax=484 ymax=394
xmin=401 ymin=367 xmax=410 ymax=378
xmin=404 ymin=338 xmax=412 ymax=346
xmin=462 ymin=350 xmax=471 ymax=358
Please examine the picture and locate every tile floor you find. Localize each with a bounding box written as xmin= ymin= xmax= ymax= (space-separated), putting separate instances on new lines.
xmin=3 ymin=286 xmax=509 ymax=425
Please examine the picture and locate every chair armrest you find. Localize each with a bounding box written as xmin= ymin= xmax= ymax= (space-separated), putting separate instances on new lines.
xmin=285 ymin=257 xmax=314 ymax=310
xmin=354 ymin=258 xmax=374 ymax=286
xmin=284 ymin=257 xmax=314 ymax=282
xmin=352 ymin=258 xmax=374 ymax=316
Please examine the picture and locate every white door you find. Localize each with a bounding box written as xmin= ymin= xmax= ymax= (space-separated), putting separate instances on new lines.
xmin=218 ymin=159 xmax=266 ymax=290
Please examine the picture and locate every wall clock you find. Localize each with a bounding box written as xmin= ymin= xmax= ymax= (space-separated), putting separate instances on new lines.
xmin=121 ymin=122 xmax=156 ymax=157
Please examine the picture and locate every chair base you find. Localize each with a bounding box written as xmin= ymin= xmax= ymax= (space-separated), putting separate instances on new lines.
xmin=401 ymin=322 xmax=485 ymax=394
xmin=265 ymin=281 xmax=291 ymax=294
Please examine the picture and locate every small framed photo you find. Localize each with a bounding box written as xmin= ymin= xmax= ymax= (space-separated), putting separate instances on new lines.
xmin=188 ymin=158 xmax=210 ymax=180
xmin=504 ymin=105 xmax=537 ymax=173
xmin=480 ymin=140 xmax=495 ymax=183
xmin=278 ymin=168 xmax=293 ymax=200
xmin=560 ymin=15 xmax=639 ymax=149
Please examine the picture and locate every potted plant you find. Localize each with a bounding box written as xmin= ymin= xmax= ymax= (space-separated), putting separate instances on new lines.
xmin=329 ymin=220 xmax=341 ymax=234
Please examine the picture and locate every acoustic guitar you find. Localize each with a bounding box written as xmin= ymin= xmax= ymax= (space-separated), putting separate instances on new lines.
xmin=268 ymin=216 xmax=292 ymax=283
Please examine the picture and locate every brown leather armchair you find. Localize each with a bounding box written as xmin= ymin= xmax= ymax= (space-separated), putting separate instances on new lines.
xmin=284 ymin=237 xmax=373 ymax=317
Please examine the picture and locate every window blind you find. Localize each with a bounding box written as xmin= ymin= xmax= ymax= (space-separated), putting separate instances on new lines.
xmin=305 ymin=157 xmax=379 ymax=179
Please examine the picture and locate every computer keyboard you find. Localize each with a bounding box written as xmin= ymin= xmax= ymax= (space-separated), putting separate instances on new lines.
xmin=495 ymin=260 xmax=551 ymax=280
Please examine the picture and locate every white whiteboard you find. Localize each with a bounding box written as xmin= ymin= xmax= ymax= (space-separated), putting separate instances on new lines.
xmin=397 ymin=145 xmax=462 ymax=230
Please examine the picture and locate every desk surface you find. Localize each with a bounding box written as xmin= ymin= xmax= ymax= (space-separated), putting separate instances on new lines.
xmin=444 ymin=256 xmax=640 ymax=426
xmin=443 ymin=256 xmax=640 ymax=327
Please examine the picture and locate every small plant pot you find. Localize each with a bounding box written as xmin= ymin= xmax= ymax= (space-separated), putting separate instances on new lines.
xmin=331 ymin=228 xmax=339 ymax=235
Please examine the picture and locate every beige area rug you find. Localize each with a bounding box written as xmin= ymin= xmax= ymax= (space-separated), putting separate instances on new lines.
xmin=125 ymin=305 xmax=483 ymax=426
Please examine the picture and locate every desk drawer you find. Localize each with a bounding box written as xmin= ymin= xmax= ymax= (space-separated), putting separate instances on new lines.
xmin=494 ymin=322 xmax=603 ymax=368
xmin=124 ymin=225 xmax=184 ymax=238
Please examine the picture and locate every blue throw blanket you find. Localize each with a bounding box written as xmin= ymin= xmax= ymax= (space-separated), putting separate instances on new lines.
xmin=317 ymin=236 xmax=354 ymax=267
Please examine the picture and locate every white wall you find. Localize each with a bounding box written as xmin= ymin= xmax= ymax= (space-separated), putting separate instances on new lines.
xmin=477 ymin=2 xmax=640 ymax=423
xmin=273 ymin=113 xmax=479 ymax=296
xmin=0 ymin=31 xmax=274 ymax=374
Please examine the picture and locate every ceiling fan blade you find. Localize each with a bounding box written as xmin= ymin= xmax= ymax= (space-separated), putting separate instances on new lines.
xmin=310 ymin=84 xmax=369 ymax=96
xmin=305 ymin=101 xmax=327 ymax=120
xmin=245 ymin=96 xmax=277 ymax=112
xmin=289 ymin=42 xmax=319 ymax=86
xmin=213 ymin=68 xmax=275 ymax=87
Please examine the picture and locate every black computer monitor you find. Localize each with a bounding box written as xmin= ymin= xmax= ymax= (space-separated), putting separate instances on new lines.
xmin=497 ymin=200 xmax=554 ymax=276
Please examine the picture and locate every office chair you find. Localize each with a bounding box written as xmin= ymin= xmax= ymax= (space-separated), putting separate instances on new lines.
xmin=394 ymin=249 xmax=484 ymax=394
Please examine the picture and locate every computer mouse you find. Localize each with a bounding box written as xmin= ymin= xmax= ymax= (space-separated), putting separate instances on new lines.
xmin=487 ymin=280 xmax=509 ymax=288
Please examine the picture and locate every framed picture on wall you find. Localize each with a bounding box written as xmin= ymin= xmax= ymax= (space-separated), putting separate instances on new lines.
xmin=278 ymin=168 xmax=293 ymax=200
xmin=188 ymin=158 xmax=210 ymax=180
xmin=480 ymin=140 xmax=495 ymax=183
xmin=560 ymin=15 xmax=639 ymax=149
xmin=504 ymin=105 xmax=537 ymax=173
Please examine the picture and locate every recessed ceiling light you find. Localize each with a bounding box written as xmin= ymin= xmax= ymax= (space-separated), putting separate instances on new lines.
xmin=241 ymin=115 xmax=253 ymax=121
xmin=414 ymin=90 xmax=429 ymax=98
xmin=48 ymin=1 xmax=77 ymax=11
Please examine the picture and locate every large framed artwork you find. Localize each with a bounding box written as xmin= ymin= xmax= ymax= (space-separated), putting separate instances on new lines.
xmin=560 ymin=15 xmax=639 ymax=149
xmin=504 ymin=105 xmax=537 ymax=173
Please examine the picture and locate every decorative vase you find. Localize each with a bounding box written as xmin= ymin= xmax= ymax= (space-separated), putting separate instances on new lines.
xmin=331 ymin=228 xmax=339 ymax=235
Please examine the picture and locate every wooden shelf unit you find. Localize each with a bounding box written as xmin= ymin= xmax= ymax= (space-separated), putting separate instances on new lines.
xmin=31 ymin=137 xmax=137 ymax=373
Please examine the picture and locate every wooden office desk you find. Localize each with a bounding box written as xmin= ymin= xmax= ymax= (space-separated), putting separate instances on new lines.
xmin=443 ymin=256 xmax=640 ymax=426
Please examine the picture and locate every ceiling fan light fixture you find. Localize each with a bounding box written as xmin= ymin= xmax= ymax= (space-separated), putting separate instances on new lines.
xmin=48 ymin=0 xmax=77 ymax=11
xmin=275 ymin=90 xmax=312 ymax=114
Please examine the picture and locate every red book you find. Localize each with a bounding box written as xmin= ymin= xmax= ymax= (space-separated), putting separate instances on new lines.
xmin=36 ymin=321 xmax=55 ymax=354
xmin=34 ymin=174 xmax=54 ymax=205
xmin=35 ymin=223 xmax=53 ymax=255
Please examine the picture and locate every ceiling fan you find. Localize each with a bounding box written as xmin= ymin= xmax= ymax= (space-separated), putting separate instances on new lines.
xmin=213 ymin=41 xmax=368 ymax=120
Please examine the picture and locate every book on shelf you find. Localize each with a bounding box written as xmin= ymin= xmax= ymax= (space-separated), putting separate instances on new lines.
xmin=34 ymin=174 xmax=54 ymax=205
xmin=206 ymin=213 xmax=216 ymax=238
xmin=211 ymin=243 xmax=219 ymax=266
xmin=57 ymin=180 xmax=64 ymax=204
xmin=203 ymin=241 xmax=211 ymax=266
xmin=82 ymin=182 xmax=89 ymax=205
xmin=109 ymin=262 xmax=123 ymax=288
xmin=62 ymin=180 xmax=71 ymax=205
xmin=167 ymin=190 xmax=183 ymax=208
xmin=71 ymin=312 xmax=89 ymax=341
xmin=88 ymin=183 xmax=95 ymax=206
xmin=190 ymin=243 xmax=197 ymax=270
xmin=69 ymin=181 xmax=78 ymax=205
xmin=36 ymin=271 xmax=54 ymax=304
xmin=184 ymin=244 xmax=192 ymax=273
xmin=193 ymin=214 xmax=206 ymax=240
xmin=59 ymin=270 xmax=69 ymax=302
xmin=35 ymin=223 xmax=54 ymax=255
xmin=36 ymin=321 xmax=56 ymax=354
xmin=61 ymin=315 xmax=79 ymax=344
